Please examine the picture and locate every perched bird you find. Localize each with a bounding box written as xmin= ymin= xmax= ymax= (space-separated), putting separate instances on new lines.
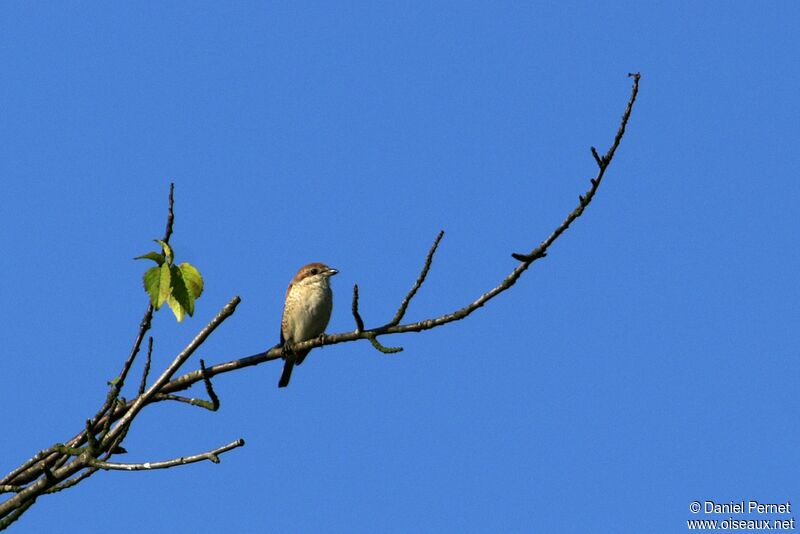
xmin=278 ymin=262 xmax=338 ymax=387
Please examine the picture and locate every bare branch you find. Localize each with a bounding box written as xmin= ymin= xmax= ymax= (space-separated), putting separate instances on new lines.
xmin=0 ymin=448 xmax=57 ymax=487
xmin=389 ymin=231 xmax=444 ymax=326
xmin=1 ymin=76 xmax=641 ymax=527
xmin=153 ymin=361 xmax=219 ymax=411
xmin=0 ymin=296 xmax=241 ymax=522
xmin=88 ymin=439 xmax=244 ymax=471
xmin=512 ymin=72 xmax=640 ymax=262
xmin=591 ymin=146 xmax=603 ymax=168
xmin=138 ymin=336 xmax=153 ymax=396
xmin=53 ymin=74 xmax=641 ymax=448
xmin=0 ymin=498 xmax=35 ymax=530
xmin=158 ymin=74 xmax=642 ymax=395
xmin=0 ymin=459 xmax=90 ymax=521
xmin=41 ymin=467 xmax=55 ymax=484
xmin=85 ymin=420 xmax=99 ymax=456
xmin=351 ymin=285 xmax=365 ymax=332
xmin=153 ymin=394 xmax=218 ymax=411
xmin=366 ymin=334 xmax=403 ymax=354
xmin=200 ymin=359 xmax=220 ymax=411
xmin=162 ymin=182 xmax=175 ymax=244
xmin=100 ymin=296 xmax=240 ymax=450
xmin=44 ymin=468 xmax=98 ymax=494
xmin=52 ymin=445 xmax=84 ymax=457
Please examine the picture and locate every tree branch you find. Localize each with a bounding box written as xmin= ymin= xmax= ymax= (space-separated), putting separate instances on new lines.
xmin=0 ymin=183 xmax=237 ymax=526
xmin=0 ymin=74 xmax=640 ymax=528
xmin=351 ymin=285 xmax=365 ymax=332
xmin=138 ymin=336 xmax=153 ymax=396
xmin=153 ymin=360 xmax=220 ymax=413
xmin=99 ymin=296 xmax=240 ymax=450
xmin=152 ymin=74 xmax=642 ymax=395
xmin=92 ymin=183 xmax=175 ymax=427
xmin=44 ymin=468 xmax=98 ymax=495
xmin=389 ymin=230 xmax=444 ymax=326
xmin=88 ymin=439 xmax=244 ymax=471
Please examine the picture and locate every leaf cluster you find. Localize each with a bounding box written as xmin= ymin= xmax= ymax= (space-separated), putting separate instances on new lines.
xmin=135 ymin=240 xmax=204 ymax=322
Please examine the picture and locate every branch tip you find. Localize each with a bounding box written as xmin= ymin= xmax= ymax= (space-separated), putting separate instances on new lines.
xmin=590 ymin=146 xmax=604 ymax=167
xmin=87 ymin=438 xmax=245 ymax=471
xmin=351 ymin=284 xmax=365 ymax=332
xmin=163 ymin=182 xmax=175 ymax=244
xmin=200 ymin=359 xmax=220 ymax=411
xmin=367 ymin=334 xmax=403 ymax=354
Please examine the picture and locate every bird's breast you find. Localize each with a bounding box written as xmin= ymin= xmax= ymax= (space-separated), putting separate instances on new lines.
xmin=283 ymin=285 xmax=332 ymax=342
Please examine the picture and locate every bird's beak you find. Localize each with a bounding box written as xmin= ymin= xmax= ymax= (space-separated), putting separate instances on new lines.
xmin=326 ymin=268 xmax=339 ymax=277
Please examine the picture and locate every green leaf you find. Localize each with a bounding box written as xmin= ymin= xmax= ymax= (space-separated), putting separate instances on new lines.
xmin=157 ymin=262 xmax=172 ymax=309
xmin=143 ymin=266 xmax=162 ymax=307
xmin=134 ymin=251 xmax=165 ymax=265
xmin=178 ymin=262 xmax=203 ymax=300
xmin=169 ymin=264 xmax=194 ymax=317
xmin=154 ymin=239 xmax=173 ymax=265
xmin=166 ymin=295 xmax=187 ymax=322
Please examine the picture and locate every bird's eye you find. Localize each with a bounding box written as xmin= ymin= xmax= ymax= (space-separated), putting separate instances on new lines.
xmin=309 ymin=268 xmax=319 ymax=275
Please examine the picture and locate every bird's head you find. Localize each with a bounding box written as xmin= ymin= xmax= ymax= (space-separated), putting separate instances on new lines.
xmin=293 ymin=262 xmax=338 ymax=288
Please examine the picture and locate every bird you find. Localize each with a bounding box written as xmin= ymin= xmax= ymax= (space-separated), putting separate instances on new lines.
xmin=278 ymin=262 xmax=338 ymax=387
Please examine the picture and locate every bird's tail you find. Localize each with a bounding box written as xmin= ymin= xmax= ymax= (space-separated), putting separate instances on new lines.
xmin=278 ymin=358 xmax=294 ymax=388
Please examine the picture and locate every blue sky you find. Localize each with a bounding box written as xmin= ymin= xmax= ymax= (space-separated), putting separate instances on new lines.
xmin=1 ymin=2 xmax=798 ymax=533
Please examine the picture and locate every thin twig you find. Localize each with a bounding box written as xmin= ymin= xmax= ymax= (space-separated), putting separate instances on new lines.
xmin=88 ymin=439 xmax=244 ymax=471
xmin=163 ymin=182 xmax=175 ymax=244
xmin=153 ymin=394 xmax=218 ymax=411
xmin=44 ymin=468 xmax=98 ymax=494
xmin=139 ymin=337 xmax=153 ymax=396
xmin=389 ymin=231 xmax=444 ymax=326
xmin=351 ymin=285 xmax=365 ymax=332
xmin=200 ymin=359 xmax=220 ymax=411
xmin=591 ymin=146 xmax=603 ymax=167
xmin=366 ymin=334 xmax=403 ymax=354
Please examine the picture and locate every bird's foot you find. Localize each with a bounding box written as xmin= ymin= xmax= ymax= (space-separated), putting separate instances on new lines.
xmin=281 ymin=341 xmax=294 ymax=361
